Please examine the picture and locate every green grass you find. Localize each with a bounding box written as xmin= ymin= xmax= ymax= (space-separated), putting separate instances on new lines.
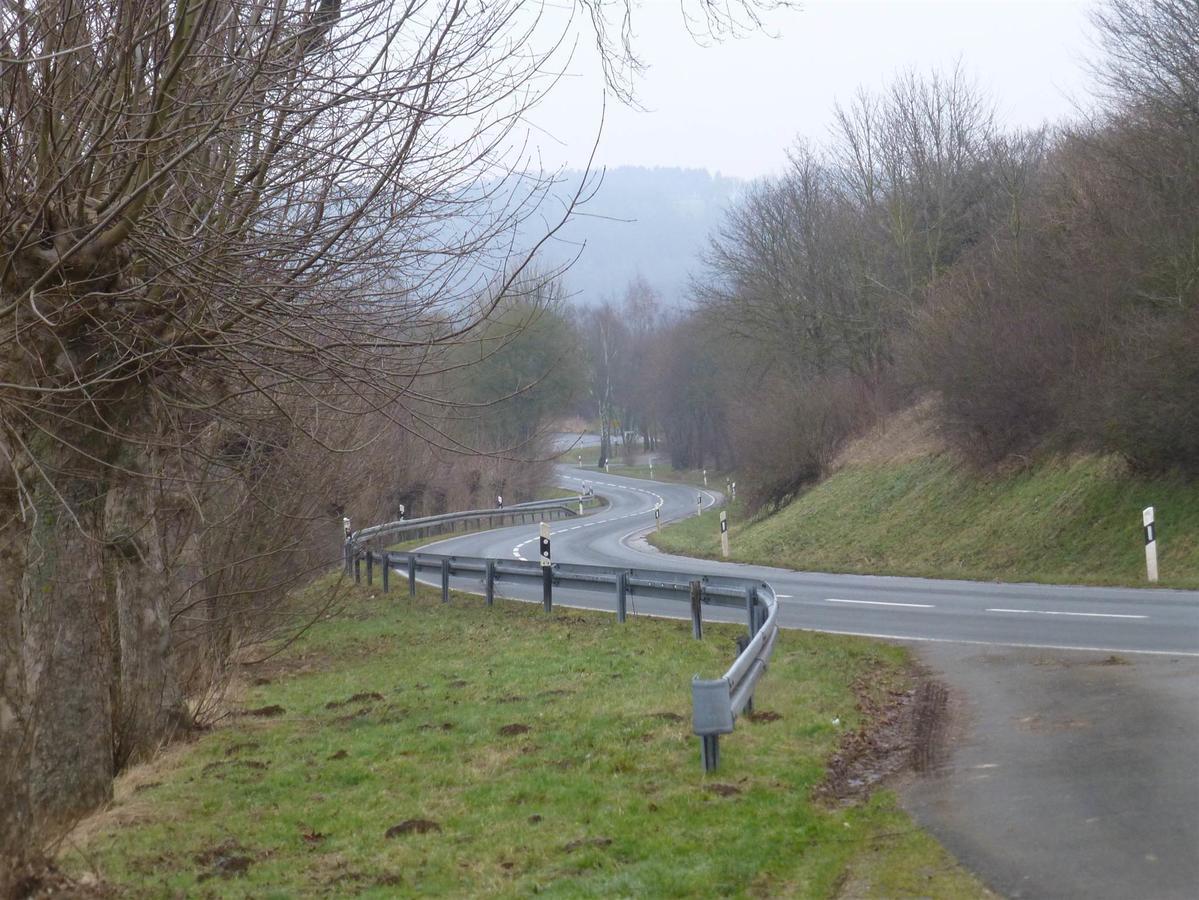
xmin=65 ymin=576 xmax=988 ymax=898
xmin=651 ymin=454 xmax=1199 ymax=589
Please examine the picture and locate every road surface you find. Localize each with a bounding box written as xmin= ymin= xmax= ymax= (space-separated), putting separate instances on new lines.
xmin=405 ymin=466 xmax=1199 ymax=899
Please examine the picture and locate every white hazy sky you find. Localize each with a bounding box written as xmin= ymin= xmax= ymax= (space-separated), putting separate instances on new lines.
xmin=525 ymin=0 xmax=1100 ymax=179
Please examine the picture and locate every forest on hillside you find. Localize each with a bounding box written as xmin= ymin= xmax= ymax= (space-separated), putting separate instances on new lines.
xmin=552 ymin=0 xmax=1198 ymax=509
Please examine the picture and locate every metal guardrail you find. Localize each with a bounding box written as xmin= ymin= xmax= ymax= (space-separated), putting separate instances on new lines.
xmin=345 ymin=496 xmax=592 ymax=560
xmin=345 ymin=539 xmax=780 ymax=771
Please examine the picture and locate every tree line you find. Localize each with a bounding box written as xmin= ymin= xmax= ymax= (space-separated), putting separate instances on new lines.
xmin=570 ymin=0 xmax=1197 ymax=510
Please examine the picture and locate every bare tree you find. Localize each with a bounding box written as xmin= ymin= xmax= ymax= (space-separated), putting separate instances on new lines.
xmin=0 ymin=0 xmax=796 ymax=879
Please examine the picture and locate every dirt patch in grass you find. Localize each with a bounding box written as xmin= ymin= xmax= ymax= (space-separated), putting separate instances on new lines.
xmin=244 ymin=704 xmax=285 ymax=718
xmin=649 ymin=711 xmax=684 ymax=722
xmin=817 ymin=669 xmax=951 ymax=804
xmin=324 ymin=691 xmax=385 ymax=709
xmin=562 ymin=837 xmax=612 ymax=852
xmin=745 ymin=710 xmax=783 ymax=723
xmin=385 ymin=819 xmax=441 ymax=837
xmin=194 ymin=839 xmax=255 ymax=880
xmin=498 ymin=723 xmax=530 ymax=736
xmin=706 ymin=783 xmax=742 ymax=797
xmin=10 ymin=861 xmax=115 ymax=899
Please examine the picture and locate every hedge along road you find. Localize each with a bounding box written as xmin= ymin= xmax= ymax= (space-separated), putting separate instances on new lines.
xmin=405 ymin=466 xmax=1199 ymax=900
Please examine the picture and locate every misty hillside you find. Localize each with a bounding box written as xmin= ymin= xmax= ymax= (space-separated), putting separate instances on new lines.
xmin=534 ymin=166 xmax=744 ymax=308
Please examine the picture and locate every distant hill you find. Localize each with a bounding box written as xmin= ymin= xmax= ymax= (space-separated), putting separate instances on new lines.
xmin=533 ymin=166 xmax=744 ymax=308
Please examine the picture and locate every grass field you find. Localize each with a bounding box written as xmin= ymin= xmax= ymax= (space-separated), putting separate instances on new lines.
xmin=651 ymin=454 xmax=1199 ymax=589
xmin=64 ymin=575 xmax=989 ymax=898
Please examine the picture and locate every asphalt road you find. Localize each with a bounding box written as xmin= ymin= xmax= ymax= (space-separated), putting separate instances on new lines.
xmin=407 ymin=466 xmax=1199 ymax=899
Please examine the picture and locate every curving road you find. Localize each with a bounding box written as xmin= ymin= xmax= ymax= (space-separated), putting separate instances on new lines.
xmin=408 ymin=466 xmax=1199 ymax=900
xmin=419 ymin=467 xmax=1199 ymax=658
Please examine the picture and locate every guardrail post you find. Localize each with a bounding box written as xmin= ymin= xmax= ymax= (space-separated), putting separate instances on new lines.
xmin=615 ymin=570 xmax=627 ymax=623
xmin=354 ymin=552 xmax=361 ymax=584
xmin=690 ymin=580 xmax=703 ymax=640
xmin=441 ymin=557 xmax=450 ymax=603
xmin=745 ymin=586 xmax=756 ymax=636
xmin=366 ymin=550 xmax=374 ymax=586
xmin=735 ymin=635 xmax=754 ymax=715
xmin=382 ymin=552 xmax=390 ymax=593
xmin=701 ymin=735 xmax=720 ymax=772
xmin=485 ymin=559 xmax=496 ymax=606
xmin=343 ymin=540 xmax=352 ymax=574
xmin=408 ymin=554 xmax=417 ymax=597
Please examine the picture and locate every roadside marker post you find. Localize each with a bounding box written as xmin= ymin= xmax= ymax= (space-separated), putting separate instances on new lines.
xmin=720 ymin=510 xmax=730 ymax=558
xmin=577 ymin=454 xmax=582 ymax=468
xmin=649 ymin=458 xmax=654 ymax=478
xmin=655 ymin=506 xmax=660 ymax=531
xmin=615 ymin=569 xmax=628 ymax=622
xmin=731 ymin=481 xmax=737 ymax=501
xmin=696 ymin=493 xmax=703 ymax=517
xmin=1143 ymin=506 xmax=1159 ymax=583
xmin=540 ymin=522 xmax=553 ymax=611
xmin=703 ymin=469 xmax=708 ymax=487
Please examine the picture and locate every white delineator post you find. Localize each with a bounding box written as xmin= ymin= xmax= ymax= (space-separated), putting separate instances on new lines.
xmin=539 ymin=522 xmax=552 ymax=611
xmin=655 ymin=506 xmax=661 ymax=531
xmin=649 ymin=458 xmax=654 ymax=478
xmin=703 ymin=469 xmax=708 ymax=487
xmin=696 ymin=493 xmax=703 ymax=517
xmin=1143 ymin=506 xmax=1158 ymax=583
xmin=720 ymin=510 xmax=730 ymax=558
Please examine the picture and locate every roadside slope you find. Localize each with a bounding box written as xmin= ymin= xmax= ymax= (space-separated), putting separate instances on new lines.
xmin=651 ymin=410 xmax=1199 ymax=589
xmin=61 ymin=575 xmax=990 ymax=898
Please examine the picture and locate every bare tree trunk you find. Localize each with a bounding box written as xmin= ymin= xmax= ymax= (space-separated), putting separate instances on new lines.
xmin=23 ymin=469 xmax=115 ymax=838
xmin=104 ymin=474 xmax=188 ymax=768
xmin=0 ymin=487 xmax=31 ymax=887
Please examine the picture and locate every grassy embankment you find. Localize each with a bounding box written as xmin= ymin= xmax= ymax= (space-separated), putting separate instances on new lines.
xmin=651 ymin=452 xmax=1199 ymax=590
xmin=64 ymin=575 xmax=988 ymax=898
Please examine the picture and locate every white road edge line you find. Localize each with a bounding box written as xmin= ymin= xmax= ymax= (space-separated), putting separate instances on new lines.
xmin=404 ymin=576 xmax=1199 ymax=658
xmin=826 ymin=597 xmax=934 ymax=609
xmin=986 ymin=608 xmax=1148 ymax=620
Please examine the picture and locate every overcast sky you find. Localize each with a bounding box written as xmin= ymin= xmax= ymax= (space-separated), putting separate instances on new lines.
xmin=525 ymin=0 xmax=1100 ymax=180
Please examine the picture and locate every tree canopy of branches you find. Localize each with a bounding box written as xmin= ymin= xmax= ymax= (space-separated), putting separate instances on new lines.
xmin=0 ymin=0 xmax=796 ymax=881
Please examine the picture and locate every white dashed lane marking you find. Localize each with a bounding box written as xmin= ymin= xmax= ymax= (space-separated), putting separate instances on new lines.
xmin=826 ymin=597 xmax=935 ymax=609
